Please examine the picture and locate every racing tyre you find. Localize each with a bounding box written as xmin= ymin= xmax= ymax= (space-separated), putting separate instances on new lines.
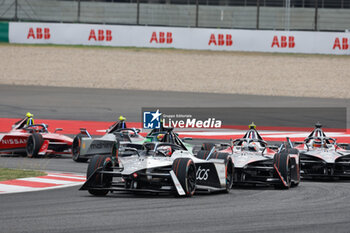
xmin=224 ymin=157 xmax=234 ymax=192
xmin=194 ymin=150 xmax=210 ymax=160
xmin=273 ymin=152 xmax=291 ymax=189
xmin=26 ymin=133 xmax=43 ymax=158
xmin=172 ymin=158 xmax=196 ymax=197
xmin=72 ymin=134 xmax=88 ymax=162
xmin=201 ymin=143 xmax=215 ymax=151
xmin=291 ymin=156 xmax=300 ymax=187
xmin=283 ymin=148 xmax=299 ymax=155
xmin=291 ymin=181 xmax=300 ymax=187
xmin=87 ymin=155 xmax=113 ymax=196
xmin=210 ymin=152 xmax=234 ymax=192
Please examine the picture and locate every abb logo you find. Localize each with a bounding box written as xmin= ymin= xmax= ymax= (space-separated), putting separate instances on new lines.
xmin=208 ymin=34 xmax=233 ymax=46
xmin=27 ymin=28 xmax=50 ymax=40
xmin=88 ymin=29 xmax=112 ymax=41
xmin=271 ymin=36 xmax=295 ymax=48
xmin=333 ymin=37 xmax=349 ymax=50
xmin=150 ymin=32 xmax=173 ymax=44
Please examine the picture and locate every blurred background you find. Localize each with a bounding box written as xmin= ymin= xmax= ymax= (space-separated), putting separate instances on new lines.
xmin=0 ymin=0 xmax=349 ymax=31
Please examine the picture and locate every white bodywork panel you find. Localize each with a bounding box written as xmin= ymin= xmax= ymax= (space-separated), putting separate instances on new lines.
xmin=170 ymin=170 xmax=185 ymax=196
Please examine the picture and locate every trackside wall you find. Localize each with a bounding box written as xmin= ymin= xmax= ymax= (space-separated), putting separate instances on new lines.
xmin=8 ymin=22 xmax=350 ymax=55
xmin=0 ymin=22 xmax=9 ymax=42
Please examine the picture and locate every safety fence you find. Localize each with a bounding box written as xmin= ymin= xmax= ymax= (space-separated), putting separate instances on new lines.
xmin=0 ymin=0 xmax=350 ymax=31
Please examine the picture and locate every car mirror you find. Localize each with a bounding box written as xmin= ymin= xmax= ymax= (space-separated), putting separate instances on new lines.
xmin=54 ymin=128 xmax=63 ymax=133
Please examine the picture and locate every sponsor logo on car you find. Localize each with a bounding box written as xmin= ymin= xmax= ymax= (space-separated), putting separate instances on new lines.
xmin=90 ymin=142 xmax=113 ymax=149
xmin=1 ymin=138 xmax=27 ymax=144
xmin=196 ymin=166 xmax=210 ymax=181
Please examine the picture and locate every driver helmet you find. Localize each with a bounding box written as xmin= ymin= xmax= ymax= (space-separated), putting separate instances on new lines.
xmin=119 ymin=115 xmax=126 ymax=121
xmin=158 ymin=146 xmax=172 ymax=157
xmin=312 ymin=140 xmax=322 ymax=148
xmin=157 ymin=134 xmax=164 ymax=141
xmin=248 ymin=142 xmax=259 ymax=152
xmin=26 ymin=112 xmax=33 ymax=118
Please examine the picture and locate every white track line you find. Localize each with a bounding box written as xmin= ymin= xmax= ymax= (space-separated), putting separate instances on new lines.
xmin=0 ymin=171 xmax=86 ymax=195
xmin=18 ymin=177 xmax=79 ymax=185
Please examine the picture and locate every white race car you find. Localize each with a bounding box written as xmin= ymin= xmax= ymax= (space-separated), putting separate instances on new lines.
xmin=80 ymin=130 xmax=234 ymax=197
xmin=196 ymin=123 xmax=300 ymax=189
xmin=297 ymin=123 xmax=350 ymax=178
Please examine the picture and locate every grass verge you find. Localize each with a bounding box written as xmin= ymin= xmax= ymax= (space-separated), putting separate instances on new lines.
xmin=0 ymin=168 xmax=46 ymax=181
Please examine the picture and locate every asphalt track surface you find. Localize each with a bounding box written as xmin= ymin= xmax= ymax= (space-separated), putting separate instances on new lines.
xmin=1 ymin=85 xmax=350 ymax=233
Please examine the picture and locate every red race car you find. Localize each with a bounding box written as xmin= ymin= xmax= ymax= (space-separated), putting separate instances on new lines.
xmin=0 ymin=117 xmax=73 ymax=158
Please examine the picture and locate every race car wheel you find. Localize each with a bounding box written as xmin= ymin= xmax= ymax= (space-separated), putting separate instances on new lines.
xmin=273 ymin=152 xmax=291 ymax=189
xmin=194 ymin=150 xmax=210 ymax=160
xmin=172 ymin=158 xmax=196 ymax=197
xmin=26 ymin=133 xmax=43 ymax=158
xmin=291 ymin=180 xmax=300 ymax=187
xmin=291 ymin=156 xmax=300 ymax=187
xmin=208 ymin=152 xmax=234 ymax=192
xmin=223 ymin=156 xmax=234 ymax=192
xmin=72 ymin=134 xmax=88 ymax=163
xmin=283 ymin=148 xmax=299 ymax=155
xmin=201 ymin=143 xmax=215 ymax=151
xmin=87 ymin=155 xmax=113 ymax=196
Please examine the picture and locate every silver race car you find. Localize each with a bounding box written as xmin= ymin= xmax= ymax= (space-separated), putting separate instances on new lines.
xmin=79 ymin=129 xmax=234 ymax=197
xmin=296 ymin=123 xmax=350 ymax=178
xmin=196 ymin=123 xmax=300 ymax=189
xmin=72 ymin=118 xmax=144 ymax=162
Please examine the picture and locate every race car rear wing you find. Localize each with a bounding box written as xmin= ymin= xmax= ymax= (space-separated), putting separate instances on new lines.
xmin=54 ymin=128 xmax=63 ymax=133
